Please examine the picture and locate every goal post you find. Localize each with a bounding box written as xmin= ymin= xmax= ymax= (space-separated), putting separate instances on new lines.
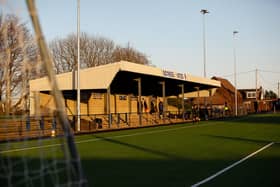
xmin=0 ymin=0 xmax=87 ymax=186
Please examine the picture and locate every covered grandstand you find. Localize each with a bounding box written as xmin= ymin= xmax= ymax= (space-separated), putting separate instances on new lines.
xmin=27 ymin=61 xmax=220 ymax=133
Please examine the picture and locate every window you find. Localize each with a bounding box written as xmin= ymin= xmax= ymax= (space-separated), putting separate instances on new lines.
xmin=247 ymin=91 xmax=256 ymax=99
xmin=92 ymin=93 xmax=103 ymax=99
xmin=119 ymin=95 xmax=127 ymax=100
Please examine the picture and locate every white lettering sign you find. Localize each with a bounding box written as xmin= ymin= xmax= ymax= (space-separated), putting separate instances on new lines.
xmin=162 ymin=70 xmax=187 ymax=80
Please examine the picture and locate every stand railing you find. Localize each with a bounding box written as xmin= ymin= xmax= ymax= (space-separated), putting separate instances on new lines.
xmin=0 ymin=109 xmax=248 ymax=142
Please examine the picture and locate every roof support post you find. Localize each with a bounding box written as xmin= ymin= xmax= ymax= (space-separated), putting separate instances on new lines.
xmin=114 ymin=94 xmax=117 ymax=114
xmin=159 ymin=81 xmax=166 ymax=121
xmin=134 ymin=78 xmax=142 ymax=126
xmin=128 ymin=94 xmax=131 ymax=126
xmin=209 ymin=89 xmax=213 ymax=114
xmin=178 ymin=84 xmax=185 ymax=119
xmin=195 ymin=87 xmax=200 ymax=114
xmin=34 ymin=91 xmax=41 ymax=118
xmin=107 ymin=86 xmax=112 ymax=128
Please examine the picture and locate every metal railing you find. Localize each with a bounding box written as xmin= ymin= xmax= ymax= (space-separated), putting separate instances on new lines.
xmin=0 ymin=109 xmax=249 ymax=142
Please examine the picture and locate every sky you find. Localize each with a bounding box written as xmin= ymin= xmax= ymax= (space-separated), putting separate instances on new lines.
xmin=3 ymin=0 xmax=280 ymax=95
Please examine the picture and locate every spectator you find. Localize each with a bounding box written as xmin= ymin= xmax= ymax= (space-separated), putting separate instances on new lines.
xmin=143 ymin=99 xmax=148 ymax=113
xmin=224 ymin=102 xmax=229 ymax=116
xmin=150 ymin=101 xmax=155 ymax=114
xmin=192 ymin=105 xmax=200 ymax=123
xmin=158 ymin=100 xmax=163 ymax=118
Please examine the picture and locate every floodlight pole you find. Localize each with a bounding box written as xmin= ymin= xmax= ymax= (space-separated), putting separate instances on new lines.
xmin=77 ymin=0 xmax=81 ymax=131
xmin=255 ymin=68 xmax=258 ymax=101
xmin=233 ymin=30 xmax=239 ymax=117
xmin=200 ymin=9 xmax=209 ymax=79
xmin=201 ymin=9 xmax=209 ymax=112
xmin=278 ymin=81 xmax=280 ymax=99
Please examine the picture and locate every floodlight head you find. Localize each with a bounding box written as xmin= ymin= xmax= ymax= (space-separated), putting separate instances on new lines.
xmin=200 ymin=9 xmax=209 ymax=14
xmin=233 ymin=30 xmax=239 ymax=35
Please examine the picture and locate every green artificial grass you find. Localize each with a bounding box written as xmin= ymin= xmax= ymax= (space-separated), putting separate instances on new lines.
xmin=1 ymin=113 xmax=280 ymax=186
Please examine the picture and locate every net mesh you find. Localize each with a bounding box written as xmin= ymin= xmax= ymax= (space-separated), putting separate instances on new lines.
xmin=0 ymin=1 xmax=86 ymax=186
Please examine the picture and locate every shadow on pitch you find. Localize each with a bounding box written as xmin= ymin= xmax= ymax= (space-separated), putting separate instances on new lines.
xmin=203 ymin=134 xmax=276 ymax=144
xmin=1 ymin=143 xmax=280 ymax=187
xmin=93 ymin=134 xmax=183 ymax=160
xmin=226 ymin=114 xmax=280 ymax=125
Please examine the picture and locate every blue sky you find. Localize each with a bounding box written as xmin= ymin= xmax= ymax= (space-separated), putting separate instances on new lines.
xmin=3 ymin=0 xmax=280 ymax=94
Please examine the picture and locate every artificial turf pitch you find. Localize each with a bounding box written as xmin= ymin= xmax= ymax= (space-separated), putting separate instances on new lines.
xmin=1 ymin=113 xmax=280 ymax=186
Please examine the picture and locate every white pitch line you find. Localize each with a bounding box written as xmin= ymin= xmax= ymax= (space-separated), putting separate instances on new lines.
xmin=0 ymin=143 xmax=62 ymax=154
xmin=0 ymin=123 xmax=215 ymax=154
xmin=76 ymin=123 xmax=212 ymax=144
xmin=191 ymin=142 xmax=275 ymax=187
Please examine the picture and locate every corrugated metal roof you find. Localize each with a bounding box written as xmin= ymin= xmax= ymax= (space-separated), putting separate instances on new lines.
xmin=30 ymin=61 xmax=220 ymax=92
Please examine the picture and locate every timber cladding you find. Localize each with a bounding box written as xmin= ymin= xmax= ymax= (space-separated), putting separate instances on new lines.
xmin=33 ymin=92 xmax=155 ymax=116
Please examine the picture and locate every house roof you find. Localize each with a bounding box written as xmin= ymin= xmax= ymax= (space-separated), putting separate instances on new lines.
xmin=189 ymin=76 xmax=244 ymax=106
xmin=30 ymin=61 xmax=221 ymax=96
xmin=212 ymin=76 xmax=236 ymax=94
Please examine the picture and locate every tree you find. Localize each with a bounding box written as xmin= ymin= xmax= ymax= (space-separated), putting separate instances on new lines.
xmin=112 ymin=43 xmax=150 ymax=65
xmin=49 ymin=33 xmax=150 ymax=74
xmin=50 ymin=33 xmax=115 ymax=73
xmin=264 ymin=90 xmax=277 ymax=99
xmin=0 ymin=14 xmax=38 ymax=114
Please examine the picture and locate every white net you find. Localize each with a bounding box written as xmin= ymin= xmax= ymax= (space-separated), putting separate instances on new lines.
xmin=0 ymin=1 xmax=86 ymax=186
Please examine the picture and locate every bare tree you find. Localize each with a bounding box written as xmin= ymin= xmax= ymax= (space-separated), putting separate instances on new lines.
xmin=81 ymin=33 xmax=115 ymax=67
xmin=50 ymin=33 xmax=115 ymax=73
xmin=112 ymin=43 xmax=150 ymax=65
xmin=49 ymin=33 xmax=150 ymax=74
xmin=0 ymin=14 xmax=38 ymax=114
xmin=50 ymin=34 xmax=77 ymax=74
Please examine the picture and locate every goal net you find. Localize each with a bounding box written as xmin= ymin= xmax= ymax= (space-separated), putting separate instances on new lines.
xmin=0 ymin=0 xmax=87 ymax=186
